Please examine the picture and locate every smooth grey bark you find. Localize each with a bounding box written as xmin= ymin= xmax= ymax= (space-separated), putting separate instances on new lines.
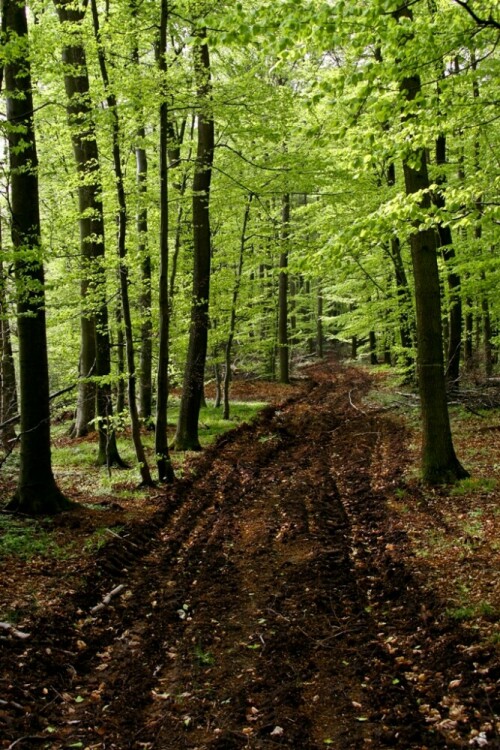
xmin=393 ymin=6 xmax=467 ymax=484
xmin=3 ymin=0 xmax=71 ymax=513
xmin=464 ymin=294 xmax=474 ymax=368
xmin=155 ymin=0 xmax=175 ymax=480
xmin=130 ymin=0 xmax=153 ymax=423
xmin=317 ymin=287 xmax=324 ymax=359
xmin=369 ymin=331 xmax=378 ymax=365
xmin=53 ymin=0 xmax=96 ymax=438
xmin=174 ymin=27 xmax=214 ymax=451
xmin=0 ymin=227 xmax=18 ymax=451
xmin=481 ymin=269 xmax=493 ymax=377
xmin=169 ymin=115 xmax=194 ymax=304
xmin=278 ymin=194 xmax=290 ymax=384
xmin=471 ymin=52 xmax=495 ymax=377
xmin=435 ymin=134 xmax=462 ymax=389
xmin=91 ymin=0 xmax=153 ymax=485
xmin=386 ymin=164 xmax=415 ymax=373
xmin=223 ymin=194 xmax=253 ymax=420
xmin=54 ymin=0 xmax=123 ymax=468
xmin=136 ymin=135 xmax=153 ymax=422
xmin=351 ymin=335 xmax=358 ymax=360
xmin=115 ymin=299 xmax=126 ymax=414
xmin=213 ymin=363 xmax=222 ymax=408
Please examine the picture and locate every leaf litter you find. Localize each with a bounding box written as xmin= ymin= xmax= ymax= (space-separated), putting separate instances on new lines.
xmin=0 ymin=361 xmax=498 ymax=749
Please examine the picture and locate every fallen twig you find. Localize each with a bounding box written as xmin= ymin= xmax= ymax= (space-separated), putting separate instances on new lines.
xmin=395 ymin=390 xmax=419 ymax=400
xmin=0 ymin=621 xmax=31 ymax=640
xmin=0 ymin=698 xmax=24 ymax=711
xmin=7 ymin=736 xmax=48 ymax=750
xmin=91 ymin=584 xmax=126 ymax=614
xmin=348 ymin=389 xmax=367 ymax=416
xmin=105 ymin=528 xmax=140 ymax=548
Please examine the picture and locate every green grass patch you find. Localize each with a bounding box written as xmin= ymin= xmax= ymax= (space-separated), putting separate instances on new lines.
xmin=48 ymin=399 xmax=268 ymax=499
xmin=194 ymin=644 xmax=215 ymax=666
xmin=446 ymin=605 xmax=476 ymax=621
xmin=447 ymin=601 xmax=497 ymax=621
xmin=0 ymin=515 xmax=72 ymax=560
xmin=52 ymin=442 xmax=98 ymax=468
xmin=178 ymin=400 xmax=267 ymax=448
xmin=83 ymin=526 xmax=124 ymax=553
xmin=450 ymin=477 xmax=497 ymax=496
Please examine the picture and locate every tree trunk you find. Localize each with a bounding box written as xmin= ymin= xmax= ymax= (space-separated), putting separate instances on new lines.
xmin=393 ymin=5 xmax=467 ymax=484
xmin=3 ymin=0 xmax=70 ymax=514
xmin=390 ymin=237 xmax=415 ymax=355
xmin=0 ymin=232 xmax=18 ymax=451
xmin=369 ymin=331 xmax=378 ymax=365
xmin=214 ymin=363 xmax=222 ymax=408
xmin=54 ymin=0 xmax=123 ymax=467
xmin=130 ymin=0 xmax=153 ymax=425
xmin=168 ymin=116 xmax=193 ymax=305
xmin=155 ymin=0 xmax=175 ymax=479
xmin=115 ymin=300 xmax=125 ymax=414
xmin=386 ymin=164 xmax=415 ymax=375
xmin=435 ymin=134 xmax=462 ymax=390
xmin=223 ymin=194 xmax=252 ymax=420
xmin=481 ymin=271 xmax=493 ymax=377
xmin=136 ymin=132 xmax=153 ymax=423
xmin=91 ymin=0 xmax=152 ymax=485
xmin=174 ymin=27 xmax=214 ymax=451
xmin=95 ymin=304 xmax=126 ymax=469
xmin=470 ymin=52 xmax=495 ymax=378
xmin=317 ymin=287 xmax=324 ymax=359
xmin=53 ymin=0 xmax=97 ymax=439
xmin=464 ymin=296 xmax=474 ymax=368
xmin=71 ymin=312 xmax=96 ymax=438
xmin=351 ymin=335 xmax=357 ymax=360
xmin=278 ymin=194 xmax=290 ymax=384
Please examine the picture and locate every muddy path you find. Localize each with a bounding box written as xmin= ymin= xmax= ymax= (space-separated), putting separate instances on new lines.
xmin=1 ymin=363 xmax=498 ymax=749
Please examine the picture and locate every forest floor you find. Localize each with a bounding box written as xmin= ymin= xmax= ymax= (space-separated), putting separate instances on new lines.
xmin=0 ymin=360 xmax=499 ymax=750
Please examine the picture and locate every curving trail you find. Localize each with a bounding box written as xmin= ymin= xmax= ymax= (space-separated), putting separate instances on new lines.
xmin=1 ymin=362 xmax=497 ymax=749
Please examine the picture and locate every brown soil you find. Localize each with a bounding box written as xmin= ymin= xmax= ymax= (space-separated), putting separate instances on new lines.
xmin=0 ymin=362 xmax=498 ymax=749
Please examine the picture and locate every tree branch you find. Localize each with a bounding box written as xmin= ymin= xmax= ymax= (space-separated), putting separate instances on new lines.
xmin=452 ymin=0 xmax=500 ymax=30
xmin=0 ymin=383 xmax=76 ymax=431
xmin=216 ymin=143 xmax=292 ymax=172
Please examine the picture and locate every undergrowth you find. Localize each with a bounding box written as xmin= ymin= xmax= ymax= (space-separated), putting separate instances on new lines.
xmin=0 ymin=515 xmax=72 ymax=560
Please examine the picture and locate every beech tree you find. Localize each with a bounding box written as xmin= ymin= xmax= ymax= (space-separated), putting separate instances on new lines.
xmin=0 ymin=0 xmax=497 ymax=488
xmin=391 ymin=5 xmax=468 ymax=483
xmin=2 ymin=0 xmax=71 ymax=514
xmin=174 ymin=24 xmax=214 ymax=451
xmin=0 ymin=223 xmax=17 ymax=451
xmin=155 ymin=0 xmax=175 ymax=481
xmin=279 ymin=193 xmax=290 ymax=384
xmin=53 ymin=0 xmax=125 ymax=468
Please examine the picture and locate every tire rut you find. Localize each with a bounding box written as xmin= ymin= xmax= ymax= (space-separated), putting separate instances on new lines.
xmin=2 ymin=364 xmax=496 ymax=749
xmin=44 ymin=366 xmax=441 ymax=750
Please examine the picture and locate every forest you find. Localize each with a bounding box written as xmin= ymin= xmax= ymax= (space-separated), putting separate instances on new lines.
xmin=0 ymin=2 xmax=499 ymax=747
xmin=0 ymin=0 xmax=498 ymax=511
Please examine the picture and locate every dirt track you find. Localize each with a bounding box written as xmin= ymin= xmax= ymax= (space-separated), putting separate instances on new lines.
xmin=1 ymin=363 xmax=498 ymax=749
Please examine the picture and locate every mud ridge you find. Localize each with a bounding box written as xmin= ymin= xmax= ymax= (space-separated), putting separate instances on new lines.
xmin=1 ymin=363 xmax=498 ymax=749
